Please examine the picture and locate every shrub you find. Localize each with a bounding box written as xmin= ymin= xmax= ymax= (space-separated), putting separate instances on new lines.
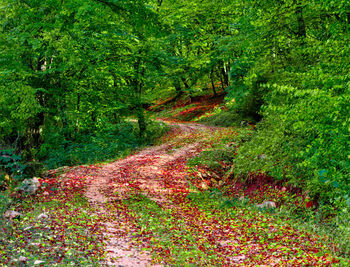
xmin=197 ymin=110 xmax=244 ymax=127
xmin=0 ymin=150 xmax=26 ymax=190
xmin=234 ymin=85 xmax=350 ymax=210
xmin=38 ymin=120 xmax=169 ymax=169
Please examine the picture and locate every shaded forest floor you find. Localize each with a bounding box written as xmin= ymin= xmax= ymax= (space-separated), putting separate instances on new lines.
xmin=1 ymin=119 xmax=344 ymax=266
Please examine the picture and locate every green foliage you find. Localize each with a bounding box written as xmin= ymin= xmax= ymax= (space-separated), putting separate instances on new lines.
xmin=188 ymin=147 xmax=236 ymax=170
xmin=0 ymin=0 xmax=348 ymax=238
xmin=0 ymin=0 xmax=165 ymax=160
xmin=37 ymin=120 xmax=169 ymax=169
xmin=0 ymin=192 xmax=104 ymax=265
xmin=0 ymin=150 xmax=26 ymax=189
xmin=142 ymin=118 xmax=170 ymax=145
xmin=234 ymin=86 xmax=350 ymax=208
xmin=197 ymin=110 xmax=244 ymax=127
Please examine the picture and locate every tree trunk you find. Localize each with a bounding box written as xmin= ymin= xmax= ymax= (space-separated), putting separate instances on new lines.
xmin=133 ymin=48 xmax=147 ymax=140
xmin=295 ymin=2 xmax=306 ymax=39
xmin=221 ymin=65 xmax=229 ymax=87
xmin=181 ymin=77 xmax=190 ymax=91
xmin=217 ymin=68 xmax=225 ymax=91
xmin=137 ymin=108 xmax=146 ymax=140
xmin=210 ymin=69 xmax=217 ymax=97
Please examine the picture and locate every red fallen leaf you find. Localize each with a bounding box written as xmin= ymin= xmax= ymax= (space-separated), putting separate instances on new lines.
xmin=305 ymin=200 xmax=314 ymax=208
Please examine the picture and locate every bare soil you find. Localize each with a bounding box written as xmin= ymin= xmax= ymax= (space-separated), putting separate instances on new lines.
xmin=82 ymin=122 xmax=213 ymax=266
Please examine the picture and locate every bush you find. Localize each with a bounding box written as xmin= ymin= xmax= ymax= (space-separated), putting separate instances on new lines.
xmin=142 ymin=119 xmax=170 ymax=144
xmin=225 ymin=58 xmax=271 ymax=121
xmin=197 ymin=110 xmax=244 ymax=127
xmin=0 ymin=150 xmax=26 ymax=190
xmin=188 ymin=147 xmax=236 ymax=170
xmin=233 ymin=85 xmax=350 ymax=210
xmin=38 ymin=120 xmax=169 ymax=169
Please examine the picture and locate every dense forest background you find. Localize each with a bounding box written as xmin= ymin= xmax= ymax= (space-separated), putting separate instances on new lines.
xmin=0 ymin=0 xmax=349 ymax=215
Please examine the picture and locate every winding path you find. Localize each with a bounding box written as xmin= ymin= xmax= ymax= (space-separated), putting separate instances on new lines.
xmin=84 ymin=122 xmax=213 ymax=266
xmin=61 ymin=121 xmax=336 ymax=266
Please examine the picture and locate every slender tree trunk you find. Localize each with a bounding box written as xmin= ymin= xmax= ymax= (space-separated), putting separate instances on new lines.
xmin=210 ymin=69 xmax=217 ymax=97
xmin=295 ymin=2 xmax=306 ymax=39
xmin=221 ymin=66 xmax=229 ymax=87
xmin=133 ymin=49 xmax=147 ymax=140
xmin=217 ymin=68 xmax=225 ymax=91
xmin=137 ymin=107 xmax=146 ymax=140
xmin=181 ymin=77 xmax=190 ymax=91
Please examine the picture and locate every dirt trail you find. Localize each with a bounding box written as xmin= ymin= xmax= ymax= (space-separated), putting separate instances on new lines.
xmin=58 ymin=120 xmax=338 ymax=266
xmin=83 ymin=122 xmax=212 ymax=266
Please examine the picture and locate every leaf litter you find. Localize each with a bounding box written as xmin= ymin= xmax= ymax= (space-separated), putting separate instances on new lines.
xmin=1 ymin=121 xmax=342 ymax=266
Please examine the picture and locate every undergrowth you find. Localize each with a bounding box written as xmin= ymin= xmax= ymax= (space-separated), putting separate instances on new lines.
xmin=0 ymin=192 xmax=104 ymax=266
xmin=186 ymin=125 xmax=350 ymax=259
xmin=39 ymin=119 xmax=169 ymax=169
xmin=121 ymin=191 xmax=345 ymax=265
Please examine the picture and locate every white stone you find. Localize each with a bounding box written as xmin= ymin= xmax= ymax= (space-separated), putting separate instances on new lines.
xmin=4 ymin=210 xmax=22 ymax=220
xmin=19 ymin=177 xmax=40 ymax=194
xmin=37 ymin=213 xmax=49 ymax=220
xmin=18 ymin=256 xmax=28 ymax=263
xmin=256 ymin=201 xmax=276 ymax=209
xmin=231 ymin=255 xmax=246 ymax=262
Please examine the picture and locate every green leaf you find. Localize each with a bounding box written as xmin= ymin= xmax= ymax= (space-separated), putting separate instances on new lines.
xmin=318 ymin=169 xmax=328 ymax=177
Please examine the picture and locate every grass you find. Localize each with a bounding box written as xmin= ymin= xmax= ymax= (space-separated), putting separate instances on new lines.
xmin=0 ymin=191 xmax=104 ymax=266
xmin=0 ymin=119 xmax=170 ymax=266
xmin=183 ymin=120 xmax=350 ymax=260
xmin=117 ymin=190 xmax=346 ymax=265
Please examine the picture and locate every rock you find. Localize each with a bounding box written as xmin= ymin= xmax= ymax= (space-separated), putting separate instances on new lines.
xmin=240 ymin=121 xmax=248 ymax=126
xmin=231 ymin=255 xmax=246 ymax=263
xmin=34 ymin=260 xmax=45 ymax=265
xmin=4 ymin=210 xmax=22 ymax=220
xmin=257 ymin=154 xmax=267 ymax=160
xmin=37 ymin=213 xmax=49 ymax=220
xmin=256 ymin=201 xmax=276 ymax=209
xmin=239 ymin=196 xmax=248 ymax=202
xmin=18 ymin=256 xmax=28 ymax=263
xmin=18 ymin=177 xmax=40 ymax=194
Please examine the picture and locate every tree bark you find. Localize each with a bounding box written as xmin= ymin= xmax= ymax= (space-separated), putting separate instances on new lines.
xmin=137 ymin=108 xmax=146 ymax=140
xmin=210 ymin=69 xmax=217 ymax=97
xmin=181 ymin=77 xmax=190 ymax=91
xmin=295 ymin=2 xmax=306 ymax=39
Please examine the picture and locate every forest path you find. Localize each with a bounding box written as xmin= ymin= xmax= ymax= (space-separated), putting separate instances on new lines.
xmin=83 ymin=121 xmax=215 ymax=266
xmin=61 ymin=120 xmax=336 ymax=266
